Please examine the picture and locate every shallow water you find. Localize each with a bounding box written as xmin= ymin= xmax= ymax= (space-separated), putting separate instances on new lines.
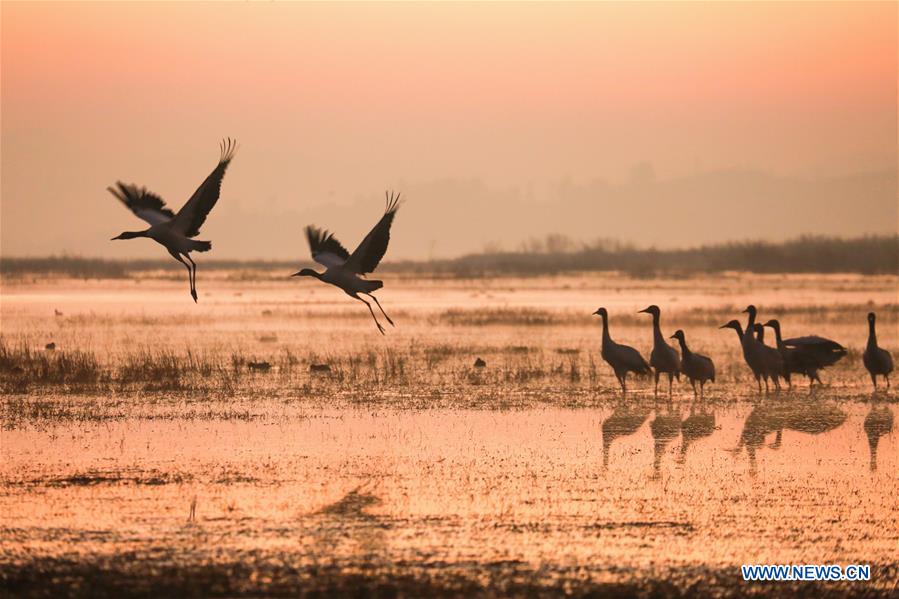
xmin=1 ymin=273 xmax=897 ymax=595
xmin=2 ymin=401 xmax=897 ymax=591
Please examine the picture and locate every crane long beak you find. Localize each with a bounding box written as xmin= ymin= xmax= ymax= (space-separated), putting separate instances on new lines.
xmin=291 ymin=272 xmax=302 ymax=277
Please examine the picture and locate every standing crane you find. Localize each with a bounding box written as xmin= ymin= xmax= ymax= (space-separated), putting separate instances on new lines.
xmin=593 ymin=307 xmax=651 ymax=395
xmin=637 ymin=305 xmax=680 ymax=396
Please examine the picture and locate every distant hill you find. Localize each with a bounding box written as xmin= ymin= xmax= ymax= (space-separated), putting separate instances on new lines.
xmin=6 ymin=168 xmax=894 ymax=261
xmin=213 ymin=168 xmax=897 ymax=260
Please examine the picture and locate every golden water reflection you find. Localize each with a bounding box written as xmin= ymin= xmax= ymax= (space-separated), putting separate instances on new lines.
xmin=2 ymin=399 xmax=896 ymax=584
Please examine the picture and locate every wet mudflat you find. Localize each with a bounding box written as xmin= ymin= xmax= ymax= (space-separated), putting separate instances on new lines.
xmin=1 ymin=273 xmax=897 ymax=597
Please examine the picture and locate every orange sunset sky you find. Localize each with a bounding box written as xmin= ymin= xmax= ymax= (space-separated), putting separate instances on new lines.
xmin=1 ymin=1 xmax=896 ymax=260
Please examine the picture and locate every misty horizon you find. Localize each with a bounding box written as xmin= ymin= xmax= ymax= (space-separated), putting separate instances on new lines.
xmin=4 ymin=165 xmax=893 ymax=261
xmin=2 ymin=2 xmax=895 ymax=261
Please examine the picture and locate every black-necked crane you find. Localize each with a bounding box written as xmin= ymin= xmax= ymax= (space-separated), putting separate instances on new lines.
xmin=863 ymin=312 xmax=894 ymax=390
xmin=637 ymin=305 xmax=680 ymax=396
xmin=293 ymin=192 xmax=401 ymax=334
xmin=670 ymin=329 xmax=715 ymax=399
xmin=593 ymin=307 xmax=651 ymax=395
xmin=720 ymin=317 xmax=781 ymax=393
xmin=109 ymin=138 xmax=236 ymax=302
xmin=753 ymin=323 xmax=784 ymax=391
xmin=762 ymin=319 xmax=846 ymax=387
xmin=740 ymin=305 xmax=768 ymax=390
xmin=729 ymin=305 xmax=783 ymax=392
xmin=719 ymin=319 xmax=764 ymax=392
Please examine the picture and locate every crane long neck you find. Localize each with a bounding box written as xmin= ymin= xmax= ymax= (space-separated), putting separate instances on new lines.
xmin=600 ymin=314 xmax=611 ymax=345
xmin=676 ymin=336 xmax=690 ymax=355
xmin=651 ymin=313 xmax=664 ymax=343
xmin=867 ymin=319 xmax=877 ymax=347
xmin=745 ymin=310 xmax=756 ymax=332
xmin=771 ymin=323 xmax=784 ymax=348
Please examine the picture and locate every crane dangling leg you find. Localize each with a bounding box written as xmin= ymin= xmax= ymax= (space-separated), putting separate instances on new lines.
xmin=168 ymin=250 xmax=195 ymax=302
xmin=365 ymin=293 xmax=395 ymax=327
xmin=355 ymin=296 xmax=385 ymax=335
xmin=185 ymin=254 xmax=198 ymax=302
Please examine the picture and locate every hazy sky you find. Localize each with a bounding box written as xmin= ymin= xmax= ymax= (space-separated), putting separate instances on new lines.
xmin=2 ymin=2 xmax=896 ymax=259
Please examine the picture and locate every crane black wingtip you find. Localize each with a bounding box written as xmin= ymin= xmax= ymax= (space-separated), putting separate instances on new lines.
xmin=219 ymin=137 xmax=238 ymax=165
xmin=384 ymin=190 xmax=403 ymax=215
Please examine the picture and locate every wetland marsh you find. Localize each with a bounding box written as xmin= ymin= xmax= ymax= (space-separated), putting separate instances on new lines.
xmin=1 ymin=271 xmax=897 ymax=596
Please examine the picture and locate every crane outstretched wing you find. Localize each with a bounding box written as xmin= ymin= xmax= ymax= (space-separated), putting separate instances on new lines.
xmin=171 ymin=138 xmax=236 ymax=238
xmin=108 ymin=182 xmax=175 ymax=226
xmin=305 ymin=225 xmax=350 ymax=269
xmin=344 ymin=191 xmax=401 ymax=275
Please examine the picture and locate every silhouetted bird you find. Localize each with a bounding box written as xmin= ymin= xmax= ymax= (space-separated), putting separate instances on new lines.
xmin=293 ymin=192 xmax=401 ymax=334
xmin=638 ymin=305 xmax=680 ymax=396
xmin=670 ymin=329 xmax=715 ymax=399
xmin=863 ymin=312 xmax=893 ymax=390
xmin=109 ymin=138 xmax=236 ymax=302
xmin=744 ymin=305 xmax=783 ymax=391
xmin=720 ymin=319 xmax=767 ymax=393
xmin=763 ymin=319 xmax=846 ymax=387
xmin=753 ymin=323 xmax=784 ymax=391
xmin=593 ymin=307 xmax=651 ymax=395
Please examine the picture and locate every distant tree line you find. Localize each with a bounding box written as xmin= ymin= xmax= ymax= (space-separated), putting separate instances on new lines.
xmin=2 ymin=235 xmax=896 ymax=279
xmin=403 ymin=234 xmax=899 ymax=278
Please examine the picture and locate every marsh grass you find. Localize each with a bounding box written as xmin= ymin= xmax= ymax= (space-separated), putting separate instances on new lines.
xmin=0 ymin=328 xmax=880 ymax=403
xmin=0 ymin=338 xmax=102 ymax=387
xmin=432 ymin=303 xmax=898 ymax=329
xmin=0 ymin=335 xmax=601 ymax=397
xmin=438 ymin=307 xmax=563 ymax=326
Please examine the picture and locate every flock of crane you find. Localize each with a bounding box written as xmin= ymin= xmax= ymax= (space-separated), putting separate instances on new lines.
xmin=110 ymin=139 xmax=400 ymax=331
xmin=594 ymin=304 xmax=892 ymax=396
xmin=109 ymin=139 xmax=894 ymax=394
